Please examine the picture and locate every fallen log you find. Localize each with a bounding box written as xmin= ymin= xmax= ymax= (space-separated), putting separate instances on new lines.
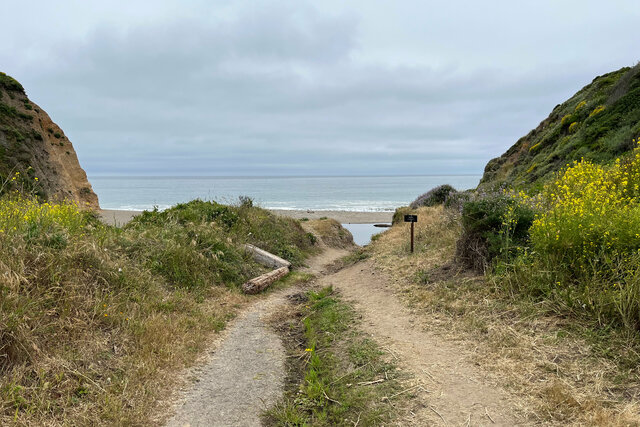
xmin=244 ymin=244 xmax=291 ymax=269
xmin=242 ymin=266 xmax=290 ymax=294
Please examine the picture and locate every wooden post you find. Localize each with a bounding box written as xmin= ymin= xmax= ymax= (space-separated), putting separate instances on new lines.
xmin=403 ymin=214 xmax=417 ymax=254
xmin=410 ymin=221 xmax=414 ymax=253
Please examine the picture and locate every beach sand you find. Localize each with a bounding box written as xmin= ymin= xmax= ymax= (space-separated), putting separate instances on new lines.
xmin=98 ymin=209 xmax=393 ymax=226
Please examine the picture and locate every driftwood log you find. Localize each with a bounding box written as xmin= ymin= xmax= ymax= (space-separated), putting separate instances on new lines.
xmin=244 ymin=244 xmax=291 ymax=269
xmin=242 ymin=266 xmax=289 ymax=294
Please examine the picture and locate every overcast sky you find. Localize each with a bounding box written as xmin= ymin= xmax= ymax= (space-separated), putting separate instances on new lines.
xmin=1 ymin=1 xmax=639 ymax=176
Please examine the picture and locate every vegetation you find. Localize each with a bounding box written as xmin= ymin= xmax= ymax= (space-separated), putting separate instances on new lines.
xmin=409 ymin=184 xmax=456 ymax=209
xmin=266 ymin=286 xmax=402 ymax=426
xmin=494 ymin=140 xmax=640 ymax=331
xmin=0 ymin=73 xmax=24 ymax=94
xmin=0 ymin=195 xmax=316 ymax=425
xmin=306 ymin=218 xmax=354 ymax=248
xmin=480 ymin=63 xmax=640 ymax=190
xmin=457 ymin=194 xmax=534 ymax=272
xmin=364 ymin=205 xmax=640 ymax=424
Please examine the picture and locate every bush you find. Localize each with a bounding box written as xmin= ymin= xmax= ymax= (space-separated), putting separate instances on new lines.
xmin=497 ymin=140 xmax=640 ymax=330
xmin=409 ymin=184 xmax=457 ymax=209
xmin=456 ymin=194 xmax=534 ymax=272
xmin=443 ymin=190 xmax=473 ymax=213
xmin=129 ymin=199 xmax=315 ymax=266
xmin=530 ymin=146 xmax=640 ymax=274
xmin=0 ymin=72 xmax=25 ymax=93
xmin=392 ymin=206 xmax=414 ymax=225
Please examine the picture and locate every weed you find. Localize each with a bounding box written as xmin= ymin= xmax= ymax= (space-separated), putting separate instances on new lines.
xmin=266 ymin=286 xmax=401 ymax=425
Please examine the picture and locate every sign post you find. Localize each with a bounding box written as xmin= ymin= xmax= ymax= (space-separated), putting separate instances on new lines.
xmin=403 ymin=214 xmax=418 ymax=253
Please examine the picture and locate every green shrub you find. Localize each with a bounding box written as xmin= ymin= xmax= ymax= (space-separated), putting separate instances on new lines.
xmin=444 ymin=190 xmax=473 ymax=213
xmin=392 ymin=206 xmax=414 ymax=225
xmin=409 ymin=184 xmax=457 ymax=208
xmin=457 ymin=194 xmax=534 ymax=271
xmin=497 ymin=141 xmax=640 ymax=331
xmin=0 ymin=72 xmax=25 ymax=93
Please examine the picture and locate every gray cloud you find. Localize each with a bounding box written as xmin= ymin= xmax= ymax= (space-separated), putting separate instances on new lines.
xmin=2 ymin=1 xmax=639 ymax=176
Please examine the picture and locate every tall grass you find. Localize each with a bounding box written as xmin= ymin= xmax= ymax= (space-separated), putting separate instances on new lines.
xmin=0 ymin=196 xmax=315 ymax=425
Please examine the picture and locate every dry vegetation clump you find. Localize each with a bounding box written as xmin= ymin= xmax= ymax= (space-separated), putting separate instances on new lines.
xmin=0 ymin=196 xmax=316 ymax=425
xmin=364 ymin=206 xmax=640 ymax=425
xmin=306 ymin=218 xmax=354 ymax=249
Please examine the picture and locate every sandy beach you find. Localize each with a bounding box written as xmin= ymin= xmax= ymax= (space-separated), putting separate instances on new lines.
xmin=99 ymin=209 xmax=393 ymax=226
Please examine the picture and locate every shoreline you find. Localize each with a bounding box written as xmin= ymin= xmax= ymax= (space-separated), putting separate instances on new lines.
xmin=98 ymin=209 xmax=393 ymax=226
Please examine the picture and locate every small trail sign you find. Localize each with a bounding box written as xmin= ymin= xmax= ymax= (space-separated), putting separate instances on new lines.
xmin=404 ymin=215 xmax=418 ymax=252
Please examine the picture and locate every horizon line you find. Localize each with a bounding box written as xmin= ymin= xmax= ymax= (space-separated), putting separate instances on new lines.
xmin=89 ymin=174 xmax=483 ymax=179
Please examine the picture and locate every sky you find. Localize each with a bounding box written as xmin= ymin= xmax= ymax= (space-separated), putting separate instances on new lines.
xmin=1 ymin=0 xmax=639 ymax=176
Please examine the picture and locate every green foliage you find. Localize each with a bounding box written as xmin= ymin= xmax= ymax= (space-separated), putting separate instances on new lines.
xmin=267 ymin=287 xmax=400 ymax=425
xmin=0 ymin=195 xmax=316 ymax=424
xmin=0 ymin=102 xmax=32 ymax=121
xmin=129 ymin=199 xmax=315 ymax=267
xmin=494 ymin=142 xmax=640 ymax=331
xmin=0 ymin=72 xmax=25 ymax=94
xmin=480 ymin=64 xmax=640 ymax=190
xmin=409 ymin=184 xmax=457 ymax=208
xmin=457 ymin=194 xmax=534 ymax=271
xmin=391 ymin=206 xmax=414 ymax=224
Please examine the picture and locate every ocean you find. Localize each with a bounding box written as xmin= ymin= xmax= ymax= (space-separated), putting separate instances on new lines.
xmin=90 ymin=175 xmax=481 ymax=212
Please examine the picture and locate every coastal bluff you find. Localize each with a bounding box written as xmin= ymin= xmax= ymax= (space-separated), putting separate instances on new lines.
xmin=0 ymin=72 xmax=98 ymax=209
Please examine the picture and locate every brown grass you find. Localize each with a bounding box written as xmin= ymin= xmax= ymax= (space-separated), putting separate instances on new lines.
xmin=0 ymin=238 xmax=251 ymax=426
xmin=306 ymin=218 xmax=355 ymax=249
xmin=365 ymin=206 xmax=640 ymax=425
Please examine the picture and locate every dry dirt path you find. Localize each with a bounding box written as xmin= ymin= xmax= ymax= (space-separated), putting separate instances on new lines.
xmin=164 ymin=248 xmax=348 ymax=427
xmin=321 ymin=259 xmax=523 ymax=426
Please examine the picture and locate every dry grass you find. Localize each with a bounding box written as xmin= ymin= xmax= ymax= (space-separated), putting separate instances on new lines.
xmin=365 ymin=206 xmax=640 ymax=425
xmin=306 ymin=218 xmax=355 ymax=249
xmin=0 ymin=198 xmax=317 ymax=426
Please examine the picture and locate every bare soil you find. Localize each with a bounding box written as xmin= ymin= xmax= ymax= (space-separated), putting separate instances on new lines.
xmin=318 ymin=259 xmax=523 ymax=426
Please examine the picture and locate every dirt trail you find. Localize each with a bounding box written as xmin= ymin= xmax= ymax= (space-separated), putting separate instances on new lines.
xmin=164 ymin=249 xmax=347 ymax=427
xmin=165 ymin=244 xmax=521 ymax=426
xmin=321 ymin=259 xmax=523 ymax=426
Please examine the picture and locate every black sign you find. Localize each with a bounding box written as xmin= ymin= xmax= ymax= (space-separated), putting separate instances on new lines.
xmin=404 ymin=214 xmax=418 ymax=223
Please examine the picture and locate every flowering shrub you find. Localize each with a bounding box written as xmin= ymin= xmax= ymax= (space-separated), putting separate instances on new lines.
xmin=0 ymin=195 xmax=90 ymax=243
xmin=561 ymin=114 xmax=575 ymax=127
xmin=589 ymin=104 xmax=606 ymax=117
xmin=492 ymin=139 xmax=640 ymax=330
xmin=530 ymin=141 xmax=640 ymax=270
xmin=568 ymin=121 xmax=579 ymax=134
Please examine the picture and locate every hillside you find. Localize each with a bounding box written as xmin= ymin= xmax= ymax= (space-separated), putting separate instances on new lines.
xmin=479 ymin=63 xmax=640 ymax=190
xmin=0 ymin=72 xmax=98 ymax=208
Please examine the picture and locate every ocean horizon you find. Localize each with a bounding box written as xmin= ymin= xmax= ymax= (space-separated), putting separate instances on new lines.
xmin=90 ymin=175 xmax=482 ymax=212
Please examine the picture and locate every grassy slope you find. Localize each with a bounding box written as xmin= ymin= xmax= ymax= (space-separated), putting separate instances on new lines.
xmin=0 ymin=198 xmax=316 ymax=425
xmin=364 ymin=206 xmax=640 ymax=425
xmin=480 ymin=63 xmax=640 ymax=190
